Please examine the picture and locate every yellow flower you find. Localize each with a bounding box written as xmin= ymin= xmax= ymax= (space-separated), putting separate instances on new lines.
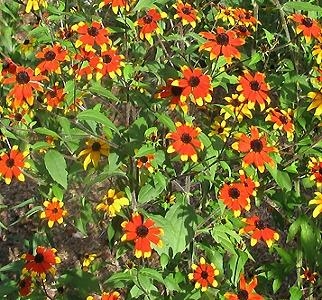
xmin=78 ymin=138 xmax=109 ymax=170
xmin=220 ymin=93 xmax=252 ymax=122
xmin=82 ymin=253 xmax=97 ymax=268
xmin=25 ymin=0 xmax=48 ymax=13
xmin=307 ymin=91 xmax=322 ymax=116
xmin=96 ymin=189 xmax=129 ymax=217
xmin=209 ymin=118 xmax=231 ymax=142
xmin=309 ymin=192 xmax=322 ymax=218
xmin=312 ymin=39 xmax=322 ymax=65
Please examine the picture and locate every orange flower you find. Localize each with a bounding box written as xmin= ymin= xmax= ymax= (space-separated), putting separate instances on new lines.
xmin=22 ymin=246 xmax=61 ymax=279
xmin=74 ymin=49 xmax=100 ymax=80
xmin=44 ymin=85 xmax=65 ymax=111
xmin=225 ymin=274 xmax=264 ymax=300
xmin=99 ymin=0 xmax=129 ymax=13
xmin=308 ymin=157 xmax=322 ymax=188
xmin=40 ymin=197 xmax=67 ymax=228
xmin=240 ymin=216 xmax=279 ymax=247
xmin=172 ymin=66 xmax=212 ymax=106
xmin=188 ymin=257 xmax=219 ymax=292
xmin=87 ymin=291 xmax=121 ymax=300
xmin=234 ymin=8 xmax=259 ymax=29
xmin=0 ymin=146 xmax=29 ymax=184
xmin=167 ymin=122 xmax=204 ymax=162
xmin=200 ymin=27 xmax=245 ymax=63
xmin=5 ymin=107 xmax=33 ymax=126
xmin=173 ymin=1 xmax=200 ymax=28
xmin=18 ymin=276 xmax=33 ymax=297
xmin=239 ymin=170 xmax=259 ymax=197
xmin=35 ymin=44 xmax=69 ymax=75
xmin=72 ymin=21 xmax=111 ymax=51
xmin=121 ymin=212 xmax=163 ymax=258
xmin=290 ymin=14 xmax=321 ymax=43
xmin=218 ymin=182 xmax=250 ymax=217
xmin=1 ymin=57 xmax=17 ymax=79
xmin=232 ymin=126 xmax=277 ymax=173
xmin=137 ymin=154 xmax=155 ymax=173
xmin=3 ymin=66 xmax=48 ymax=109
xmin=235 ymin=24 xmax=252 ymax=38
xmin=237 ymin=70 xmax=270 ymax=111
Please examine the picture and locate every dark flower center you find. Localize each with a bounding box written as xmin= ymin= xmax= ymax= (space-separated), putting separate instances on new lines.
xmin=181 ymin=133 xmax=192 ymax=143
xmin=238 ymin=25 xmax=247 ymax=33
xmin=87 ymin=26 xmax=99 ymax=36
xmin=319 ymin=167 xmax=322 ymax=175
xmin=279 ymin=115 xmax=288 ymax=124
xmin=16 ymin=71 xmax=30 ymax=84
xmin=250 ymin=80 xmax=260 ymax=91
xmin=52 ymin=208 xmax=59 ymax=214
xmin=91 ymin=142 xmax=101 ymax=151
xmin=232 ymin=98 xmax=240 ymax=106
xmin=49 ymin=90 xmax=57 ymax=97
xmin=143 ymin=15 xmax=153 ymax=24
xmin=237 ymin=289 xmax=249 ymax=300
xmin=136 ymin=225 xmax=149 ymax=237
xmin=19 ymin=279 xmax=27 ymax=288
xmin=302 ymin=17 xmax=313 ymax=27
xmin=228 ymin=187 xmax=240 ymax=199
xmin=217 ymin=127 xmax=224 ymax=134
xmin=6 ymin=158 xmax=15 ymax=168
xmin=255 ymin=219 xmax=266 ymax=230
xmin=44 ymin=50 xmax=56 ymax=61
xmin=23 ymin=39 xmax=30 ymax=45
xmin=105 ymin=197 xmax=114 ymax=205
xmin=34 ymin=253 xmax=44 ymax=263
xmin=250 ymin=139 xmax=263 ymax=152
xmin=140 ymin=156 xmax=148 ymax=163
xmin=3 ymin=60 xmax=10 ymax=69
xmin=171 ymin=86 xmax=183 ymax=96
xmin=245 ymin=12 xmax=251 ymax=19
xmin=104 ymin=55 xmax=112 ymax=63
xmin=189 ymin=76 xmax=200 ymax=87
xmin=201 ymin=270 xmax=209 ymax=279
xmin=216 ymin=33 xmax=229 ymax=46
xmin=182 ymin=7 xmax=191 ymax=15
xmin=15 ymin=113 xmax=23 ymax=121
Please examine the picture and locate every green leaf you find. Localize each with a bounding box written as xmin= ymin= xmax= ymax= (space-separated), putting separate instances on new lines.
xmin=44 ymin=150 xmax=68 ymax=189
xmin=140 ymin=268 xmax=164 ymax=284
xmin=34 ymin=127 xmax=60 ymax=138
xmin=89 ymin=81 xmax=118 ymax=102
xmin=133 ymin=0 xmax=157 ymax=12
xmin=289 ymin=286 xmax=303 ymax=300
xmin=284 ymin=2 xmax=322 ymax=12
xmin=156 ymin=113 xmax=176 ymax=131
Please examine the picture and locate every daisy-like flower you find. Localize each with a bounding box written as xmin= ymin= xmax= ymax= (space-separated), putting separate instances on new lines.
xmin=173 ymin=1 xmax=200 ymax=28
xmin=1 ymin=57 xmax=17 ymax=79
xmin=239 ymin=216 xmax=279 ymax=247
xmin=301 ymin=267 xmax=318 ymax=284
xmin=96 ymin=188 xmax=129 ymax=217
xmin=5 ymin=107 xmax=33 ymax=127
xmin=239 ymin=170 xmax=259 ymax=197
xmin=82 ymin=253 xmax=97 ymax=268
xmin=307 ymin=90 xmax=322 ymax=116
xmin=78 ymin=138 xmax=109 ymax=170
xmin=136 ymin=154 xmax=155 ymax=173
xmin=166 ymin=122 xmax=204 ymax=162
xmin=96 ymin=47 xmax=125 ymax=80
xmin=18 ymin=276 xmax=33 ymax=297
xmin=234 ymin=8 xmax=259 ymax=29
xmin=135 ymin=8 xmax=167 ymax=42
xmin=22 ymin=246 xmax=61 ymax=279
xmin=199 ymin=27 xmax=245 ymax=63
xmin=235 ymin=25 xmax=252 ymax=38
xmin=237 ymin=70 xmax=270 ymax=111
xmin=172 ymin=66 xmax=212 ymax=106
xmin=289 ymin=14 xmax=321 ymax=43
xmin=73 ymin=49 xmax=100 ymax=81
xmin=72 ymin=21 xmax=111 ymax=52
xmin=265 ymin=107 xmax=294 ymax=141
xmin=44 ymin=85 xmax=65 ymax=111
xmin=232 ymin=126 xmax=277 ymax=173
xmin=3 ymin=66 xmax=48 ymax=109
xmin=20 ymin=38 xmax=35 ymax=55
xmin=225 ymin=274 xmax=264 ymax=300
xmin=215 ymin=6 xmax=236 ymax=26
xmin=99 ymin=0 xmax=129 ymax=14
xmin=188 ymin=257 xmax=219 ymax=292
xmin=309 ymin=192 xmax=322 ymax=218
xmin=209 ymin=118 xmax=231 ymax=142
xmin=220 ymin=93 xmax=252 ymax=122
xmin=308 ymin=157 xmax=322 ymax=188
xmin=218 ymin=182 xmax=250 ymax=217
xmin=87 ymin=291 xmax=120 ymax=300
xmin=35 ymin=44 xmax=69 ymax=75
xmin=40 ymin=197 xmax=67 ymax=228
xmin=121 ymin=212 xmax=163 ymax=258
xmin=25 ymin=0 xmax=48 ymax=13
xmin=312 ymin=39 xmax=322 ymax=65
xmin=0 ymin=146 xmax=29 ymax=184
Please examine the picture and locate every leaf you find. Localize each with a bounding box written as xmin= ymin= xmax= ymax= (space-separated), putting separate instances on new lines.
xmin=133 ymin=0 xmax=157 ymax=12
xmin=140 ymin=268 xmax=164 ymax=284
xmin=156 ymin=113 xmax=176 ymax=131
xmin=89 ymin=81 xmax=118 ymax=101
xmin=44 ymin=150 xmax=68 ymax=189
xmin=284 ymin=2 xmax=322 ymax=12
xmin=34 ymin=127 xmax=60 ymax=138
xmin=289 ymin=286 xmax=303 ymax=300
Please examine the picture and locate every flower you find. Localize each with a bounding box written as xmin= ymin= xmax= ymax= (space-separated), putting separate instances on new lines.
xmin=35 ymin=44 xmax=69 ymax=75
xmin=220 ymin=93 xmax=252 ymax=122
xmin=40 ymin=197 xmax=67 ymax=228
xmin=87 ymin=291 xmax=120 ymax=300
xmin=234 ymin=8 xmax=259 ymax=29
xmin=307 ymin=90 xmax=322 ymax=116
xmin=188 ymin=257 xmax=219 ymax=292
xmin=72 ymin=21 xmax=111 ymax=52
xmin=312 ymin=39 xmax=322 ymax=65
xmin=82 ymin=253 xmax=97 ymax=268
xmin=172 ymin=66 xmax=212 ymax=106
xmin=121 ymin=212 xmax=163 ymax=258
xmin=99 ymin=0 xmax=129 ymax=14
xmin=218 ymin=182 xmax=250 ymax=217
xmin=232 ymin=126 xmax=277 ymax=173
xmin=173 ymin=1 xmax=200 ymax=28
xmin=166 ymin=122 xmax=204 ymax=162
xmin=25 ymin=0 xmax=48 ymax=13
xmin=20 ymin=38 xmax=35 ymax=55
xmin=215 ymin=6 xmax=236 ymax=25
xmin=308 ymin=157 xmax=322 ymax=187
xmin=136 ymin=154 xmax=155 ymax=173
xmin=1 ymin=57 xmax=17 ymax=79
xmin=290 ymin=14 xmax=321 ymax=43
xmin=240 ymin=216 xmax=279 ymax=247
xmin=237 ymin=70 xmax=270 ymax=111
xmin=265 ymin=107 xmax=294 ymax=141
xmin=301 ymin=267 xmax=318 ymax=284
xmin=239 ymin=170 xmax=259 ymax=197
xmin=96 ymin=189 xmax=129 ymax=217
xmin=199 ymin=27 xmax=245 ymax=63
xmin=5 ymin=107 xmax=34 ymax=126
xmin=309 ymin=192 xmax=322 ymax=218
xmin=3 ymin=66 xmax=48 ymax=109
xmin=22 ymin=246 xmax=61 ymax=279
xmin=225 ymin=274 xmax=264 ymax=300
xmin=44 ymin=85 xmax=65 ymax=111
xmin=0 ymin=146 xmax=29 ymax=184
xmin=73 ymin=49 xmax=100 ymax=80
xmin=209 ymin=118 xmax=231 ymax=142
xmin=78 ymin=138 xmax=109 ymax=170
xmin=18 ymin=276 xmax=33 ymax=297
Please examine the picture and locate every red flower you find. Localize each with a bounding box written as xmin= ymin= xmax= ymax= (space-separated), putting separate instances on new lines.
xmin=234 ymin=8 xmax=259 ymax=29
xmin=290 ymin=14 xmax=321 ymax=43
xmin=218 ymin=182 xmax=250 ymax=217
xmin=232 ymin=126 xmax=277 ymax=173
xmin=137 ymin=154 xmax=155 ymax=173
xmin=172 ymin=66 xmax=212 ymax=106
xmin=301 ymin=267 xmax=319 ymax=284
xmin=99 ymin=0 xmax=129 ymax=13
xmin=240 ymin=216 xmax=279 ymax=247
xmin=3 ymin=66 xmax=48 ymax=109
xmin=44 ymin=85 xmax=65 ymax=111
xmin=167 ymin=122 xmax=204 ymax=162
xmin=200 ymin=27 xmax=245 ymax=63
xmin=121 ymin=212 xmax=163 ymax=258
xmin=308 ymin=157 xmax=322 ymax=188
xmin=96 ymin=47 xmax=124 ymax=79
xmin=173 ymin=1 xmax=200 ymax=28
xmin=74 ymin=49 xmax=100 ymax=80
xmin=239 ymin=170 xmax=259 ymax=197
xmin=1 ymin=57 xmax=17 ymax=79
xmin=225 ymin=274 xmax=264 ymax=300
xmin=237 ymin=70 xmax=270 ymax=111
xmin=18 ymin=276 xmax=33 ymax=297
